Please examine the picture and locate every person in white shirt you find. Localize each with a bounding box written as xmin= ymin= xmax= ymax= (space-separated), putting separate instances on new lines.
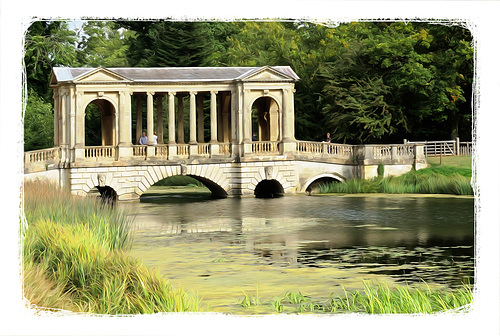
xmin=139 ymin=132 xmax=148 ymax=145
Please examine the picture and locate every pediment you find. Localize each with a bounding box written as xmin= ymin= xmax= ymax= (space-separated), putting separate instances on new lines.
xmin=238 ymin=66 xmax=296 ymax=82
xmin=74 ymin=67 xmax=132 ymax=83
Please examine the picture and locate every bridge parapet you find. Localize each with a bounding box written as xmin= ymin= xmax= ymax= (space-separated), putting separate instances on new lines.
xmin=24 ymin=141 xmax=426 ymax=179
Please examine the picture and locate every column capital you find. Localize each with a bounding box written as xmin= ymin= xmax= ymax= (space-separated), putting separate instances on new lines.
xmin=210 ymin=90 xmax=218 ymax=95
xmin=168 ymin=91 xmax=176 ymax=96
xmin=147 ymin=91 xmax=155 ymax=96
xmin=190 ymin=91 xmax=198 ymax=96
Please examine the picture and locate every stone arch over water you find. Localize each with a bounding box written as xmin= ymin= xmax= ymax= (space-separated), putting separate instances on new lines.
xmin=254 ymin=179 xmax=284 ymax=198
xmin=302 ymin=173 xmax=346 ymax=194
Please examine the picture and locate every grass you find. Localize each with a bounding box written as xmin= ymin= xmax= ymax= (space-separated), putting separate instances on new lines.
xmin=238 ymin=281 xmax=473 ymax=314
xmin=152 ymin=175 xmax=204 ymax=187
xmin=316 ymin=155 xmax=473 ymax=195
xmin=23 ymin=181 xmax=202 ymax=314
xmin=328 ymin=281 xmax=473 ymax=314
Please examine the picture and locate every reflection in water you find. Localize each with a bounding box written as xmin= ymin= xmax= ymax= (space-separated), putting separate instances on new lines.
xmin=127 ymin=191 xmax=474 ymax=312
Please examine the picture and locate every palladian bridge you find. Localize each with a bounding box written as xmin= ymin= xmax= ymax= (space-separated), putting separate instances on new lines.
xmin=24 ymin=66 xmax=427 ymax=200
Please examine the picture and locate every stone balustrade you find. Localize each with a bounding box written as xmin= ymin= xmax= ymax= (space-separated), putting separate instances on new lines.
xmin=252 ymin=141 xmax=280 ymax=154
xmin=85 ymin=146 xmax=116 ymax=160
xmin=25 ymin=147 xmax=61 ymax=163
xmin=24 ymin=141 xmax=424 ymax=174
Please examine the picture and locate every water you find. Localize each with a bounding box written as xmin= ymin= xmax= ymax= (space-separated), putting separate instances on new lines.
xmin=126 ymin=188 xmax=474 ymax=313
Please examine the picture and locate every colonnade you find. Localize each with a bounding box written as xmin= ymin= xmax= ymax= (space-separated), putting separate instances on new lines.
xmin=132 ymin=90 xmax=231 ymax=147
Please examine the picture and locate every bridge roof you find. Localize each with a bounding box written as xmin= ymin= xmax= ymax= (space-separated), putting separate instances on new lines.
xmin=51 ymin=66 xmax=300 ymax=84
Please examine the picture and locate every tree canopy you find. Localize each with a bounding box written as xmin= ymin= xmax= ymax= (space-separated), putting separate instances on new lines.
xmin=23 ymin=20 xmax=474 ymax=151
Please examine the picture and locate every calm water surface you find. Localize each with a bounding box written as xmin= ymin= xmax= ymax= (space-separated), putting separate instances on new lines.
xmin=126 ymin=188 xmax=474 ymax=313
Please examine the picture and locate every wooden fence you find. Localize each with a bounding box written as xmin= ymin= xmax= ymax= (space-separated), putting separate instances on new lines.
xmin=404 ymin=138 xmax=473 ymax=157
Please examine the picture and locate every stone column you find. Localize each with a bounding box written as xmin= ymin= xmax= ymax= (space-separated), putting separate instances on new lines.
xmin=53 ymin=91 xmax=59 ymax=147
xmin=146 ymin=92 xmax=156 ymax=158
xmin=118 ymin=90 xmax=133 ymax=159
xmin=69 ymin=87 xmax=76 ymax=149
xmin=168 ymin=92 xmax=176 ymax=144
xmin=210 ymin=91 xmax=219 ymax=155
xmin=74 ymin=91 xmax=85 ymax=161
xmin=242 ymin=89 xmax=252 ymax=155
xmin=197 ymin=93 xmax=204 ymax=142
xmin=135 ymin=94 xmax=142 ymax=144
xmin=60 ymin=91 xmax=69 ymax=164
xmin=210 ymin=91 xmax=218 ymax=143
xmin=156 ymin=94 xmax=164 ymax=144
xmin=146 ymin=92 xmax=154 ymax=145
xmin=189 ymin=91 xmax=197 ymax=145
xmin=118 ymin=91 xmax=132 ymax=146
xmin=281 ymin=87 xmax=296 ymax=153
xmin=177 ymin=94 xmax=184 ymax=144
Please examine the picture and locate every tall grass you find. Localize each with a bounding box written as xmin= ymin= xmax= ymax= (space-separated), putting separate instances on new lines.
xmin=23 ymin=181 xmax=202 ymax=314
xmin=328 ymin=281 xmax=473 ymax=314
xmin=317 ymin=166 xmax=473 ymax=196
xmin=237 ymin=281 xmax=473 ymax=314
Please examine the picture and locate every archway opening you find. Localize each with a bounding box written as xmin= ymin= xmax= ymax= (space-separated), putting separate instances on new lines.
xmin=305 ymin=177 xmax=341 ymax=195
xmin=85 ymin=99 xmax=116 ymax=146
xmin=254 ymin=179 xmax=284 ymax=198
xmin=88 ymin=186 xmax=117 ymax=204
xmin=140 ymin=175 xmax=228 ymax=203
xmin=251 ymin=97 xmax=279 ymax=141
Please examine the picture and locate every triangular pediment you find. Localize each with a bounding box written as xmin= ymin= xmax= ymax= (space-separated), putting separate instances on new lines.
xmin=74 ymin=67 xmax=132 ymax=82
xmin=238 ymin=66 xmax=296 ymax=82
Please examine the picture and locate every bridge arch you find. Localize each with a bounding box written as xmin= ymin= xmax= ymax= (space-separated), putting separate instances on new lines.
xmin=119 ymin=164 xmax=230 ymax=200
xmin=254 ymin=179 xmax=284 ymax=198
xmin=302 ymin=173 xmax=346 ymax=193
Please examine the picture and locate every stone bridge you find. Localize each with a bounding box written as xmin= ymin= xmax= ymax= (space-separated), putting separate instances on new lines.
xmin=24 ymin=141 xmax=426 ymax=200
xmin=24 ymin=66 xmax=426 ymax=200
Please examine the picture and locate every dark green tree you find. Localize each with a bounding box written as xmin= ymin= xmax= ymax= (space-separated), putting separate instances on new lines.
xmin=24 ymin=20 xmax=79 ymax=151
xmin=117 ymin=20 xmax=234 ymax=67
xmin=76 ymin=21 xmax=133 ymax=67
xmin=24 ymin=21 xmax=78 ymax=100
xmin=319 ymin=22 xmax=473 ymax=143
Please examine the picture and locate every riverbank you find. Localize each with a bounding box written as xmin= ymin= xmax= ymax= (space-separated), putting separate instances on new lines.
xmin=315 ymin=156 xmax=473 ymax=196
xmin=23 ymin=181 xmax=202 ymax=314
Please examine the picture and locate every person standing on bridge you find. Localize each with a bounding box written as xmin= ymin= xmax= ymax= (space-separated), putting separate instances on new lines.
xmin=325 ymin=132 xmax=331 ymax=143
xmin=139 ymin=132 xmax=148 ymax=145
xmin=152 ymin=132 xmax=158 ymax=145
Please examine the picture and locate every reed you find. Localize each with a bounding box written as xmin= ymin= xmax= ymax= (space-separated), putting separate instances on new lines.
xmin=327 ymin=281 xmax=473 ymax=314
xmin=317 ymin=167 xmax=473 ymax=196
xmin=238 ymin=281 xmax=472 ymax=314
xmin=23 ymin=181 xmax=202 ymax=314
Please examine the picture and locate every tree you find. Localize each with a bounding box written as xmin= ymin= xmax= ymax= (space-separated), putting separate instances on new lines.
xmin=24 ymin=21 xmax=78 ymax=100
xmin=24 ymin=89 xmax=54 ymax=151
xmin=117 ymin=21 xmax=230 ymax=67
xmin=24 ymin=20 xmax=79 ymax=151
xmin=319 ymin=22 xmax=474 ymax=143
xmin=76 ymin=21 xmax=133 ymax=67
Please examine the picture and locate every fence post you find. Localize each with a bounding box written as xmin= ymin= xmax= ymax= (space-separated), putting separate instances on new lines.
xmin=456 ymin=137 xmax=460 ymax=156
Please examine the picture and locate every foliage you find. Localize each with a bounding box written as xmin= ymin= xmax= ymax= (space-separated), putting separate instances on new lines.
xmin=319 ymin=22 xmax=474 ymax=143
xmin=23 ymin=181 xmax=202 ymax=314
xmin=237 ymin=281 xmax=472 ymax=314
xmin=152 ymin=175 xmax=204 ymax=187
xmin=24 ymin=89 xmax=54 ymax=151
xmin=77 ymin=21 xmax=133 ymax=67
xmin=328 ymin=281 xmax=472 ymax=314
xmin=315 ymin=165 xmax=473 ymax=195
xmin=24 ymin=21 xmax=78 ymax=100
xmin=117 ymin=21 xmax=238 ymax=67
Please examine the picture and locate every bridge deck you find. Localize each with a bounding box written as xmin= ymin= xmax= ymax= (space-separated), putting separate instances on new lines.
xmin=25 ymin=141 xmax=418 ymax=174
